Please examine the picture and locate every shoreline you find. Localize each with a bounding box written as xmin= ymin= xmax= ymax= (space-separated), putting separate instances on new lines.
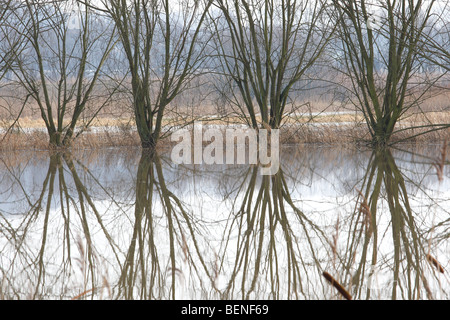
xmin=1 ymin=119 xmax=448 ymax=152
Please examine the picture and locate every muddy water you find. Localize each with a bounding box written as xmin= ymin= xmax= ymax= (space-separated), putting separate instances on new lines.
xmin=0 ymin=144 xmax=448 ymax=300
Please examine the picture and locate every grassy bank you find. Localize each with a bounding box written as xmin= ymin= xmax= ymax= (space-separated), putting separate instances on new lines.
xmin=0 ymin=111 xmax=449 ymax=151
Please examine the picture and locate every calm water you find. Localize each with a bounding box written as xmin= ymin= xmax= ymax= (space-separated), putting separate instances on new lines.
xmin=0 ymin=144 xmax=448 ymax=300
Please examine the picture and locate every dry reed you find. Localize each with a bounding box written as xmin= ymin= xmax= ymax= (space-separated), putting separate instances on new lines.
xmin=331 ymin=217 xmax=340 ymax=265
xmin=0 ymin=112 xmax=448 ymax=151
xmin=426 ymin=254 xmax=445 ymax=273
xmin=322 ymin=271 xmax=352 ymax=300
xmin=433 ymin=139 xmax=447 ymax=182
xmin=356 ymin=188 xmax=372 ymax=235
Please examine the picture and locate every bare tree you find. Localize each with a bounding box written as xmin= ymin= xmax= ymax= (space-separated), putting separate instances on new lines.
xmin=210 ymin=0 xmax=335 ymax=129
xmin=97 ymin=0 xmax=213 ymax=149
xmin=0 ymin=0 xmax=17 ymax=80
xmin=0 ymin=0 xmax=26 ymax=131
xmin=6 ymin=0 xmax=117 ymax=148
xmin=418 ymin=1 xmax=450 ymax=72
xmin=332 ymin=0 xmax=449 ymax=147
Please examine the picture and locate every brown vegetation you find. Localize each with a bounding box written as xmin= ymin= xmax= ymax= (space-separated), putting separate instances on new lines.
xmin=322 ymin=271 xmax=352 ymax=300
xmin=1 ymin=108 xmax=449 ymax=151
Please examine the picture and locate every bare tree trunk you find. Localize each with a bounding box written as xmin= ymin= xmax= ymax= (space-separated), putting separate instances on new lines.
xmin=101 ymin=0 xmax=212 ymax=149
xmin=6 ymin=0 xmax=117 ymax=148
xmin=211 ymin=0 xmax=335 ymax=130
xmin=332 ymin=0 xmax=449 ymax=146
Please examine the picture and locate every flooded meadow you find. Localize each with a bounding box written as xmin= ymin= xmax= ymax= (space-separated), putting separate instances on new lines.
xmin=0 ymin=144 xmax=448 ymax=300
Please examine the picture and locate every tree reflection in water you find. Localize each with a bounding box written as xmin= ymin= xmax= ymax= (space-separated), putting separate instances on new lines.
xmin=341 ymin=146 xmax=449 ymax=299
xmin=0 ymin=145 xmax=448 ymax=299
xmin=213 ymin=164 xmax=327 ymax=299
xmin=0 ymin=152 xmax=125 ymax=299
xmin=118 ymin=151 xmax=217 ymax=299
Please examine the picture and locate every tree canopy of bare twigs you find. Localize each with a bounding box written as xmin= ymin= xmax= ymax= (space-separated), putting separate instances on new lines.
xmin=209 ymin=0 xmax=335 ymax=129
xmin=418 ymin=1 xmax=450 ymax=72
xmin=0 ymin=0 xmax=19 ymax=81
xmin=3 ymin=0 xmax=117 ymax=148
xmin=98 ymin=0 xmax=213 ymax=149
xmin=331 ymin=0 xmax=449 ymax=147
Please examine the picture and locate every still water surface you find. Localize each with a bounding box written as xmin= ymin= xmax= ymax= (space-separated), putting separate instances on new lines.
xmin=0 ymin=144 xmax=449 ymax=300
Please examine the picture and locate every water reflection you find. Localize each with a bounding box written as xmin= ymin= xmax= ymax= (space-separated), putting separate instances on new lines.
xmin=0 ymin=144 xmax=448 ymax=300
xmin=118 ymin=151 xmax=219 ymax=299
xmin=213 ymin=162 xmax=340 ymax=299
xmin=0 ymin=151 xmax=128 ymax=299
xmin=345 ymin=146 xmax=449 ymax=300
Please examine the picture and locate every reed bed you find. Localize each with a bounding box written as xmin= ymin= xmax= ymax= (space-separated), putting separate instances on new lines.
xmin=0 ymin=112 xmax=448 ymax=151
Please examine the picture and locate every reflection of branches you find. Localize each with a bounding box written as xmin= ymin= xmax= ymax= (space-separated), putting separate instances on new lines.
xmin=341 ymin=147 xmax=449 ymax=300
xmin=216 ymin=164 xmax=332 ymax=299
xmin=63 ymin=153 xmax=123 ymax=290
xmin=1 ymin=154 xmax=60 ymax=298
xmin=116 ymin=151 xmax=214 ymax=299
xmin=1 ymin=146 xmax=448 ymax=299
xmin=0 ymin=152 xmax=122 ymax=299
